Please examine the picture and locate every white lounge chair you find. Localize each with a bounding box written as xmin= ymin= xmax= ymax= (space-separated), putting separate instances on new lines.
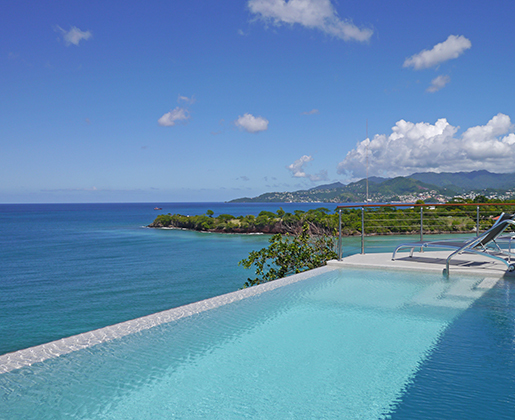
xmin=392 ymin=212 xmax=515 ymax=273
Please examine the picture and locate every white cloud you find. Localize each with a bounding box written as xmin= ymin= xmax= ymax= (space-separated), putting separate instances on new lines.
xmin=56 ymin=26 xmax=92 ymax=46
xmin=158 ymin=107 xmax=190 ymax=127
xmin=234 ymin=113 xmax=269 ymax=133
xmin=427 ymin=75 xmax=451 ymax=93
xmin=404 ymin=35 xmax=471 ymax=70
xmin=157 ymin=95 xmax=196 ymax=127
xmin=337 ymin=113 xmax=515 ymax=178
xmin=178 ymin=94 xmax=196 ymax=104
xmin=248 ymin=0 xmax=373 ymax=42
xmin=287 ymin=155 xmax=328 ymax=182
xmin=288 ymin=155 xmax=313 ymax=177
xmin=302 ymin=108 xmax=319 ymax=115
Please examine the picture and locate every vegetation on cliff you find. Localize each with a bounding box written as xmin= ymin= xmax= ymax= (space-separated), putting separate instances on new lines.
xmin=149 ymin=207 xmax=338 ymax=235
xmin=149 ymin=198 xmax=515 ymax=236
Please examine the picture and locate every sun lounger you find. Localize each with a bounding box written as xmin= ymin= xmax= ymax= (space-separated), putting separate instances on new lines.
xmin=392 ymin=212 xmax=515 ymax=273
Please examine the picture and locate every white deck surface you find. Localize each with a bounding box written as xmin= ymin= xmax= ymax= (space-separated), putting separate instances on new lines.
xmin=328 ymin=250 xmax=515 ymax=278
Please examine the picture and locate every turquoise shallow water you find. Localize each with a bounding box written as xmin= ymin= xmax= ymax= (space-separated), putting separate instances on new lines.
xmin=0 ymin=202 xmax=366 ymax=355
xmin=1 ymin=268 xmax=514 ymax=419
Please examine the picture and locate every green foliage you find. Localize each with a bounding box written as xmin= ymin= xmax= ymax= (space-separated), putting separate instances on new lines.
xmin=150 ymin=200 xmax=515 ymax=236
xmin=239 ymin=224 xmax=337 ymax=288
xmin=258 ymin=210 xmax=277 ymax=218
xmin=218 ymin=214 xmax=235 ymax=222
xmin=473 ymin=195 xmax=488 ymax=203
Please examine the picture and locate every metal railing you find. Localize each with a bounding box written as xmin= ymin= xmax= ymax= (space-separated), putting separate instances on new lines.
xmin=335 ymin=202 xmax=515 ymax=260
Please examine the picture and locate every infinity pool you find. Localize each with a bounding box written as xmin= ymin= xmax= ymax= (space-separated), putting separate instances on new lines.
xmin=1 ymin=267 xmax=514 ymax=419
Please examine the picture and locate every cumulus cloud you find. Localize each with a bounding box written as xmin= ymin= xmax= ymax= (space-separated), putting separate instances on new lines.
xmin=427 ymin=75 xmax=451 ymax=93
xmin=234 ymin=113 xmax=269 ymax=133
xmin=302 ymin=109 xmax=319 ymax=115
xmin=56 ymin=26 xmax=92 ymax=46
xmin=288 ymin=155 xmax=313 ymax=177
xmin=287 ymin=155 xmax=328 ymax=182
xmin=337 ymin=113 xmax=515 ymax=178
xmin=404 ymin=35 xmax=471 ymax=70
xmin=158 ymin=107 xmax=190 ymax=127
xmin=248 ymin=0 xmax=373 ymax=42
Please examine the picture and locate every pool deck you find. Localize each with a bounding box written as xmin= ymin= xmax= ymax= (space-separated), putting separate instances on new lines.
xmin=328 ymin=250 xmax=515 ymax=278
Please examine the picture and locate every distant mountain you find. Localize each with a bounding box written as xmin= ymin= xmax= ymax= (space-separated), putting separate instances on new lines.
xmin=409 ymin=170 xmax=515 ymax=191
xmin=228 ymin=170 xmax=515 ymax=204
xmin=368 ymin=176 xmax=390 ymax=184
xmin=309 ymin=177 xmax=388 ymax=192
xmin=229 ymin=176 xmax=450 ymax=203
xmin=341 ymin=176 xmax=453 ymax=198
xmin=309 ymin=182 xmax=345 ymax=191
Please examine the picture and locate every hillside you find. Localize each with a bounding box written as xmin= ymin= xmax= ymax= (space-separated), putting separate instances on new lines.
xmin=229 ymin=177 xmax=452 ymax=203
xmin=409 ymin=170 xmax=515 ymax=191
xmin=229 ymin=170 xmax=515 ymax=203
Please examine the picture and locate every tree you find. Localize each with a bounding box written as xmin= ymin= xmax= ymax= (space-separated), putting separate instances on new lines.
xmin=206 ymin=209 xmax=214 ymax=217
xmin=473 ymin=195 xmax=488 ymax=203
xmin=239 ymin=224 xmax=337 ymax=288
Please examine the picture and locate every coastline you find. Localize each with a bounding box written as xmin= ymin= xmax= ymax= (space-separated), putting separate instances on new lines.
xmin=147 ymin=223 xmax=477 ymax=237
xmin=150 ymin=226 xmax=266 ymax=235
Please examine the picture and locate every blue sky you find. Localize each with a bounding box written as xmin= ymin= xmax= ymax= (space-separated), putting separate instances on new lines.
xmin=2 ymin=0 xmax=515 ymax=203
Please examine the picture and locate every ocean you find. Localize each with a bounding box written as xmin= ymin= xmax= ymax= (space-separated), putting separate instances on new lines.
xmin=0 ymin=202 xmax=354 ymax=356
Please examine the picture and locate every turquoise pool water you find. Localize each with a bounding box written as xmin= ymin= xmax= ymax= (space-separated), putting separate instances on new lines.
xmin=2 ymin=267 xmax=513 ymax=419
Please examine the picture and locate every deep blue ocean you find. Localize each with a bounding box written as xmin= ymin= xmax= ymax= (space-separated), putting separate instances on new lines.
xmin=0 ymin=202 xmax=362 ymax=356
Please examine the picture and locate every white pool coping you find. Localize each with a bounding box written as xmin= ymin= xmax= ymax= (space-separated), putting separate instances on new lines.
xmin=0 ymin=266 xmax=333 ymax=374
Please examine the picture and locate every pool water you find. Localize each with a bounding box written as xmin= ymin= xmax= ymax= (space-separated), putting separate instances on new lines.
xmin=1 ymin=268 xmax=514 ymax=419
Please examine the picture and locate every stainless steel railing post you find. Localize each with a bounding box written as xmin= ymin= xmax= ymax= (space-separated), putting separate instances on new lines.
xmin=476 ymin=205 xmax=480 ymax=236
xmin=420 ymin=206 xmax=424 ymax=241
xmin=361 ymin=207 xmax=365 ymax=254
xmin=420 ymin=206 xmax=424 ymax=253
xmin=338 ymin=209 xmax=342 ymax=260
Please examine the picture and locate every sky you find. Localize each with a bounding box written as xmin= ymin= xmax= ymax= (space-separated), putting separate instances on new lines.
xmin=2 ymin=0 xmax=515 ymax=203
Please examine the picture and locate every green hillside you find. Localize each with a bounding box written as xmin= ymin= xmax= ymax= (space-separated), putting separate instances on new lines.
xmin=409 ymin=170 xmax=515 ymax=191
xmin=229 ymin=170 xmax=515 ymax=203
xmin=229 ymin=176 xmax=452 ymax=203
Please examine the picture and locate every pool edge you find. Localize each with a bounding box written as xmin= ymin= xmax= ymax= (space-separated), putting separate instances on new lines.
xmin=0 ymin=265 xmax=334 ymax=374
